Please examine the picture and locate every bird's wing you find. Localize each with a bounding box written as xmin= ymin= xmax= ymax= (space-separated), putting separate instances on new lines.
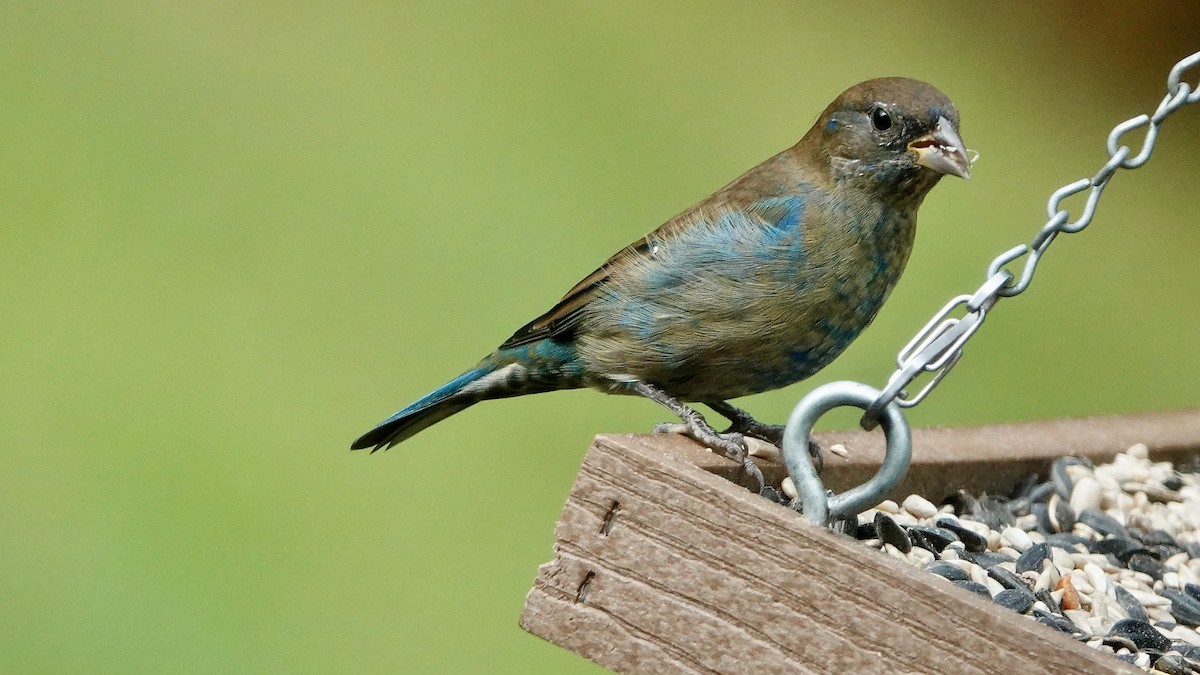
xmin=498 ymin=189 xmax=801 ymax=349
xmin=498 ymin=236 xmax=652 ymax=348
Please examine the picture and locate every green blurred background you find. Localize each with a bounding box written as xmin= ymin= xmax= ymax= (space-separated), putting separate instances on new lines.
xmin=2 ymin=2 xmax=1198 ymax=672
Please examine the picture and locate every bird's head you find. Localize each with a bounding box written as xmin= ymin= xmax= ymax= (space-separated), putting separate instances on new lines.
xmin=803 ymin=77 xmax=971 ymax=202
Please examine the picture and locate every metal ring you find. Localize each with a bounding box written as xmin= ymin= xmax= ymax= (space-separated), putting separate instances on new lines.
xmin=1167 ymin=52 xmax=1200 ymax=100
xmin=783 ymin=381 xmax=913 ymax=525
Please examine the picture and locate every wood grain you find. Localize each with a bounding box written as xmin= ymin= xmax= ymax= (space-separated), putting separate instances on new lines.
xmin=519 ymin=409 xmax=1200 ymax=673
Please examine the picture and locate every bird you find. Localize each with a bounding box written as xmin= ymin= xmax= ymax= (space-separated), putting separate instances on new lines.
xmin=352 ymin=77 xmax=970 ymax=490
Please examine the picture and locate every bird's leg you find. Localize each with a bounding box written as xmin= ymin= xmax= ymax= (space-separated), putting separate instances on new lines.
xmin=706 ymin=400 xmax=825 ymax=474
xmin=630 ymin=382 xmax=764 ymax=492
xmin=705 ymin=400 xmax=784 ymax=445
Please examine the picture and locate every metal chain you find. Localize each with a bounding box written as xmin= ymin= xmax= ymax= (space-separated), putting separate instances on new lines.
xmin=859 ymin=50 xmax=1200 ymax=429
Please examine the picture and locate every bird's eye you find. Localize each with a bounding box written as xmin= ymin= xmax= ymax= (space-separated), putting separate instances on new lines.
xmin=871 ymin=106 xmax=892 ymax=132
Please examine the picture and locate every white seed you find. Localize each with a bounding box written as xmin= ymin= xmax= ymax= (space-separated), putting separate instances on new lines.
xmin=1105 ymin=599 xmax=1126 ymax=623
xmin=1148 ymin=607 xmax=1176 ymax=623
xmin=1084 ymin=563 xmax=1108 ymax=596
xmin=1001 ymin=526 xmax=1033 ymax=552
xmin=1171 ymin=626 xmax=1200 ymax=647
xmin=745 ymin=437 xmax=780 ymax=460
xmin=1048 ymin=495 xmax=1068 ymax=531
xmin=1015 ymin=514 xmax=1039 ymax=531
xmin=1129 ymin=570 xmax=1155 ymax=587
xmin=985 ymin=578 xmax=1005 ymax=597
xmin=943 ymin=559 xmax=974 ymax=575
xmin=985 ymin=530 xmax=1002 ymax=552
xmin=1115 ymin=492 xmax=1136 ymax=513
xmin=1188 ymin=559 xmax=1200 ymax=577
xmin=1077 ymin=589 xmax=1094 ymax=611
xmin=1065 ymin=610 xmax=1094 ymax=635
xmin=1065 ymin=462 xmax=1093 ymax=482
xmin=1180 ymin=565 xmax=1197 ymax=587
xmin=997 ymin=546 xmax=1021 ymax=560
xmin=781 ymin=476 xmax=797 ymax=500
xmin=1070 ymin=476 xmax=1102 ymax=514
xmin=1069 ymin=569 xmax=1094 ymax=595
xmin=968 ymin=563 xmax=989 ymax=587
xmin=1126 ymin=588 xmax=1171 ymax=607
xmin=1111 ymin=461 xmax=1150 ymax=484
xmin=1052 ymin=548 xmax=1076 ymax=571
xmin=874 ymin=499 xmax=899 ymax=514
xmin=1116 ymin=569 xmax=1142 ymax=588
xmin=958 ymin=518 xmax=992 ymax=536
xmin=902 ymin=494 xmax=938 ymax=519
xmin=828 ymin=443 xmax=849 ymax=458
xmin=1084 ymin=594 xmax=1106 ymax=616
xmin=1037 ymin=564 xmax=1061 ymax=593
xmin=908 ymin=547 xmax=935 ymax=567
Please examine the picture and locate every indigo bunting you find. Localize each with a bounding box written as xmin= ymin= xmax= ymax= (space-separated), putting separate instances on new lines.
xmin=352 ymin=77 xmax=970 ymax=487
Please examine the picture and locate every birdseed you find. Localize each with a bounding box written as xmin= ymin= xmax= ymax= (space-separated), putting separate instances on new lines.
xmin=851 ymin=444 xmax=1200 ymax=672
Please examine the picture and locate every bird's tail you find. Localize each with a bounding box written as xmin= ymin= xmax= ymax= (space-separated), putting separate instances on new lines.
xmin=350 ymin=351 xmax=566 ymax=451
xmin=350 ymin=366 xmax=492 ymax=451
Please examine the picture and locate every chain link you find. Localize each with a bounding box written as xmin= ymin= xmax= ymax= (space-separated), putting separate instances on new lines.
xmin=860 ymin=50 xmax=1200 ymax=429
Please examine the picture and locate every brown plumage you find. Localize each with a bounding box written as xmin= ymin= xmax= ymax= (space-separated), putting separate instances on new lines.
xmin=354 ymin=78 xmax=970 ymax=490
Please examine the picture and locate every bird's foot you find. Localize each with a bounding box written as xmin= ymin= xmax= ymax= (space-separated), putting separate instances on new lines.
xmin=628 ymin=382 xmax=763 ymax=492
xmin=707 ymin=401 xmax=784 ymax=446
xmin=653 ymin=419 xmax=764 ymax=493
xmin=726 ymin=424 xmax=825 ymax=474
xmin=707 ymin=401 xmax=824 ymax=473
xmin=729 ymin=420 xmax=827 ymax=473
xmin=728 ymin=418 xmax=786 ymax=447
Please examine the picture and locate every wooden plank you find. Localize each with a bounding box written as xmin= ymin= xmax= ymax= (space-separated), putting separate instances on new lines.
xmin=682 ymin=408 xmax=1200 ymax=498
xmin=520 ymin=409 xmax=1200 ymax=673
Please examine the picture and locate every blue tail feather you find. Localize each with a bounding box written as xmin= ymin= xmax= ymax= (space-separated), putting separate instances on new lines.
xmin=351 ymin=366 xmax=492 ymax=451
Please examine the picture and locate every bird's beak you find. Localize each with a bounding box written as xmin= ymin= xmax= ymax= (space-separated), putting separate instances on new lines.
xmin=909 ymin=116 xmax=971 ymax=179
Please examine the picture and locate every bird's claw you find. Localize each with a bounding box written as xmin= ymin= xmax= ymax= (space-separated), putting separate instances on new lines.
xmin=725 ymin=420 xmax=785 ymax=448
xmin=710 ymin=402 xmax=785 ymax=448
xmin=808 ymin=438 xmax=825 ymax=474
xmin=653 ymin=420 xmax=765 ymax=492
xmin=712 ymin=404 xmax=824 ymax=475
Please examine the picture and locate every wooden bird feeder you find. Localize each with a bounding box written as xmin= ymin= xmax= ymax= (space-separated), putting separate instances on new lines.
xmin=519 ymin=409 xmax=1200 ymax=673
